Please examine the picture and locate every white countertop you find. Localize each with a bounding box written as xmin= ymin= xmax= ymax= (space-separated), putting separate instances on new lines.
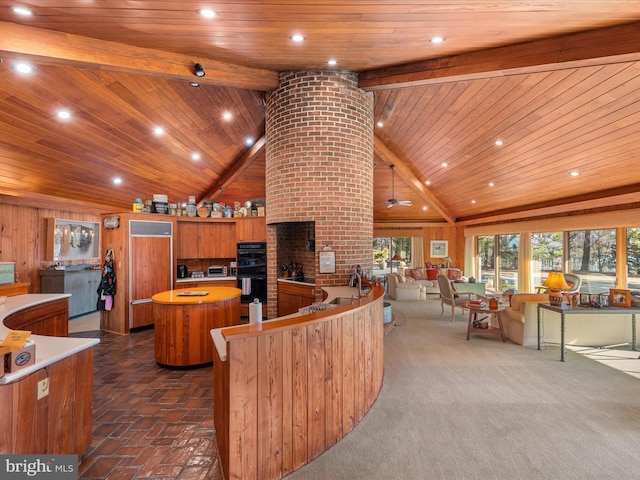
xmin=0 ymin=294 xmax=100 ymax=385
xmin=176 ymin=276 xmax=236 ymax=283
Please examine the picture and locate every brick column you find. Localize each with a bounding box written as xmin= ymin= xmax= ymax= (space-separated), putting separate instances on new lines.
xmin=265 ymin=71 xmax=374 ymax=315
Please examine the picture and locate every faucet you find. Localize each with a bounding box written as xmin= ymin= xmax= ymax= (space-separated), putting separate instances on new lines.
xmin=351 ymin=267 xmax=362 ymax=298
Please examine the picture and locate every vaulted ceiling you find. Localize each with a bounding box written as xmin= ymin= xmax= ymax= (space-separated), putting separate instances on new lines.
xmin=1 ymin=1 xmax=640 ymax=226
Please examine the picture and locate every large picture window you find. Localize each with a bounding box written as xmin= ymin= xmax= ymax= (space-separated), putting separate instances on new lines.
xmin=627 ymin=228 xmax=640 ymax=290
xmin=498 ymin=234 xmax=519 ymax=291
xmin=568 ymin=229 xmax=616 ymax=293
xmin=531 ymin=232 xmax=563 ymax=288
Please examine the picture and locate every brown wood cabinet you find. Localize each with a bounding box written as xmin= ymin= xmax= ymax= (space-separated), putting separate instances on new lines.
xmin=176 ymin=221 xmax=199 ymax=258
xmin=100 ymin=213 xmax=177 ymax=334
xmin=199 ymin=222 xmax=236 ymax=258
xmin=3 ymin=298 xmax=69 ymax=337
xmin=177 ymin=219 xmax=236 ymax=259
xmin=236 ymin=217 xmax=267 ymax=242
xmin=0 ymin=348 xmax=93 ymax=455
xmin=277 ymin=280 xmax=316 ymax=316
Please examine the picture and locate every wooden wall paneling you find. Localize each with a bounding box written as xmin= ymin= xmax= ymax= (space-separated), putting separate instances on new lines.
xmin=73 ymin=348 xmax=94 ymax=455
xmin=291 ymin=327 xmax=308 ymax=470
xmin=228 ymin=336 xmax=258 ymax=480
xmin=35 ymin=369 xmax=49 ymax=454
xmin=0 ymin=383 xmax=14 ymax=452
xmin=280 ymin=329 xmax=294 ymax=477
xmin=257 ymin=332 xmax=284 ymax=480
xmin=341 ymin=312 xmax=356 ymax=434
xmin=0 ymin=203 xmax=102 ymax=293
xmin=364 ymin=308 xmax=374 ymax=411
xmin=355 ymin=311 xmax=366 ymax=424
xmin=326 ymin=316 xmax=344 ymax=446
xmin=213 ymin=344 xmax=230 ymax=480
xmin=47 ymin=356 xmax=75 ymax=453
xmin=13 ymin=371 xmax=38 ymax=453
xmin=306 ymin=322 xmax=326 ymax=461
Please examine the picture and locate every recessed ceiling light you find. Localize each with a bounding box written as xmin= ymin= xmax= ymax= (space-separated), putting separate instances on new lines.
xmin=425 ymin=180 xmax=431 ymax=186
xmin=377 ymin=121 xmax=383 ymax=128
xmin=14 ymin=63 xmax=33 ymax=74
xmin=430 ymin=36 xmax=445 ymax=44
xmin=488 ymin=182 xmax=495 ymax=187
xmin=495 ymin=139 xmax=503 ymax=146
xmin=290 ymin=34 xmax=306 ymax=42
xmin=441 ymin=162 xmax=448 ymax=168
xmin=422 ymin=206 xmax=428 ymax=211
xmin=191 ymin=153 xmax=201 ymax=161
xmin=13 ymin=7 xmax=33 ymax=16
xmin=153 ymin=127 xmax=164 ymax=136
xmin=223 ymin=112 xmax=232 ymax=121
xmin=56 ymin=110 xmax=71 ymax=120
xmin=570 ymin=171 xmax=580 ymax=177
xmin=198 ymin=8 xmax=217 ymax=19
xmin=471 ymin=199 xmax=476 ymax=204
xmin=245 ymin=137 xmax=254 ymax=146
xmin=113 ymin=177 xmax=122 ymax=185
xmin=190 ymin=82 xmax=200 ymax=87
xmin=327 ymin=59 xmax=337 ymax=66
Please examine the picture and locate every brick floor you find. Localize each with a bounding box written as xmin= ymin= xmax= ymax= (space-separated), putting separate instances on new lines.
xmin=73 ymin=328 xmax=222 ymax=479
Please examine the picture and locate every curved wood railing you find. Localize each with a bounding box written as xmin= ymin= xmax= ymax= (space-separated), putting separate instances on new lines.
xmin=212 ymin=285 xmax=386 ymax=480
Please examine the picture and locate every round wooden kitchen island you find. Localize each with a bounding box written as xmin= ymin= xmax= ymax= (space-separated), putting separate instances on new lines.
xmin=152 ymin=286 xmax=242 ymax=367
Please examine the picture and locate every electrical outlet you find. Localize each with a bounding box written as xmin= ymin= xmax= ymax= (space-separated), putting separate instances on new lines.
xmin=38 ymin=378 xmax=49 ymax=399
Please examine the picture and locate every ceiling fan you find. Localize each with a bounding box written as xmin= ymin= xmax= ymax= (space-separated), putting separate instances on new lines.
xmin=387 ymin=165 xmax=413 ymax=208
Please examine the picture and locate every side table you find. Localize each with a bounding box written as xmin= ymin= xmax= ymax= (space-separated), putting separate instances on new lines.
xmin=462 ymin=302 xmax=507 ymax=342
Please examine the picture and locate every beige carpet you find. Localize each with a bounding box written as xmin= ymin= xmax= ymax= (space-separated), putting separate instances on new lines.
xmin=287 ymin=298 xmax=640 ymax=480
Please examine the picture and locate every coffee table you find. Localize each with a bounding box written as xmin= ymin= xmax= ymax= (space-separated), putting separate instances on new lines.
xmin=461 ymin=302 xmax=507 ymax=342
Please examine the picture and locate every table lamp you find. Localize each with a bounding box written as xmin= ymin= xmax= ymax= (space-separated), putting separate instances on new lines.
xmin=542 ymin=272 xmax=570 ymax=306
xmin=392 ymin=253 xmax=402 ymax=273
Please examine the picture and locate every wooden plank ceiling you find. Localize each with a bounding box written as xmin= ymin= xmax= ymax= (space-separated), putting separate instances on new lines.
xmin=1 ymin=1 xmax=640 ymax=225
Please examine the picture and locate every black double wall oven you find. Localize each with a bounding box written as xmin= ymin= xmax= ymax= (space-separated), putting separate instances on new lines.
xmin=237 ymin=242 xmax=267 ymax=305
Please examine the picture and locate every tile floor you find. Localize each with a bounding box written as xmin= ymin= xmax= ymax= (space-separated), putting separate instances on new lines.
xmin=72 ymin=326 xmax=222 ymax=479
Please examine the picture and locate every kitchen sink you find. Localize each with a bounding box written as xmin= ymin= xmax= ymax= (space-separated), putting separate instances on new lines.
xmin=327 ymin=297 xmax=355 ymax=305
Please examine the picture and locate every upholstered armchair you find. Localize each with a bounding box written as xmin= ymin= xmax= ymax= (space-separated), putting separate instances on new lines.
xmin=437 ymin=274 xmax=472 ymax=322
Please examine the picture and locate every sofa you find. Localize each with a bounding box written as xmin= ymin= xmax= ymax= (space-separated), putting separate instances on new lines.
xmin=404 ymin=268 xmax=441 ymax=295
xmin=502 ymin=293 xmax=637 ymax=348
xmin=386 ymin=272 xmax=423 ymax=300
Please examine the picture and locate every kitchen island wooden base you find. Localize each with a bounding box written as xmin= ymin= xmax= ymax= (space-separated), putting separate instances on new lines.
xmin=152 ymin=286 xmax=242 ymax=366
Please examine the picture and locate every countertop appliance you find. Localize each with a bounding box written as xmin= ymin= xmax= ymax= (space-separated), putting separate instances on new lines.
xmin=208 ymin=265 xmax=228 ymax=277
xmin=230 ymin=261 xmax=237 ymax=276
xmin=177 ymin=264 xmax=188 ymax=279
xmin=237 ymin=242 xmax=267 ymax=305
xmin=191 ymin=270 xmax=206 ymax=278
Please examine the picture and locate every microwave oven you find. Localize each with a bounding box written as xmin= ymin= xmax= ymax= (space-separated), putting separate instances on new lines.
xmin=208 ymin=265 xmax=228 ymax=277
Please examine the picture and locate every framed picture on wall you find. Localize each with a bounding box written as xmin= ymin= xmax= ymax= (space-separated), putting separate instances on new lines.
xmin=430 ymin=240 xmax=448 ymax=258
xmin=46 ymin=218 xmax=100 ymax=261
xmin=318 ymin=250 xmax=336 ymax=274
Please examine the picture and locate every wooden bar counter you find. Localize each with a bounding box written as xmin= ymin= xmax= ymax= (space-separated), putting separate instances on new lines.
xmin=152 ymin=286 xmax=242 ymax=367
xmin=210 ymin=284 xmax=386 ymax=480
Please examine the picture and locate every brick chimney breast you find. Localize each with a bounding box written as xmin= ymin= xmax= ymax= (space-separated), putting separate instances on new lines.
xmin=265 ymin=71 xmax=374 ymax=311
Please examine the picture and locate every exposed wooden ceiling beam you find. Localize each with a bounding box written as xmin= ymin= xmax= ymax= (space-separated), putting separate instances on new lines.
xmin=0 ymin=21 xmax=279 ymax=91
xmin=359 ymin=22 xmax=640 ymax=91
xmin=374 ymin=137 xmax=455 ymax=224
xmin=457 ymin=187 xmax=640 ymax=226
xmin=199 ymin=136 xmax=266 ymax=203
